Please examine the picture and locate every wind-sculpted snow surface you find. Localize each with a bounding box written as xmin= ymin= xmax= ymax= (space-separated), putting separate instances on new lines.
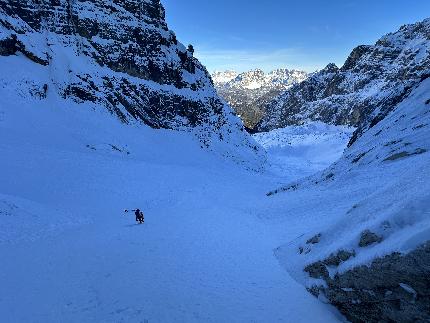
xmin=258 ymin=18 xmax=430 ymax=143
xmin=0 ymin=0 xmax=263 ymax=167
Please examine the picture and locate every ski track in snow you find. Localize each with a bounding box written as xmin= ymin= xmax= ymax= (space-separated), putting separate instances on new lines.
xmin=0 ymin=91 xmax=348 ymax=322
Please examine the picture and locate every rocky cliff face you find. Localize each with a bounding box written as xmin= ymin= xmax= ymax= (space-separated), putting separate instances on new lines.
xmin=0 ymin=0 xmax=263 ymax=166
xmin=258 ymin=18 xmax=430 ymax=143
xmin=213 ymin=69 xmax=307 ymax=130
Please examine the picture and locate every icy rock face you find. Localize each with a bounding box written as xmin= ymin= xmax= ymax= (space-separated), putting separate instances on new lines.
xmin=212 ymin=69 xmax=307 ymax=129
xmin=0 ymin=0 xmax=262 ymax=165
xmin=258 ymin=18 xmax=430 ymax=140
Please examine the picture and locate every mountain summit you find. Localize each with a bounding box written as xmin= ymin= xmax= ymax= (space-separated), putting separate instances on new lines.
xmin=212 ymin=68 xmax=307 ymax=129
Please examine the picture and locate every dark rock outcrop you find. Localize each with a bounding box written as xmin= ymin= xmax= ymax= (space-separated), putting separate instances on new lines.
xmin=324 ymin=249 xmax=356 ymax=267
xmin=359 ymin=230 xmax=383 ymax=248
xmin=0 ymin=34 xmax=49 ymax=65
xmin=305 ymin=261 xmax=329 ymax=280
xmin=308 ymin=242 xmax=430 ymax=323
xmin=304 ymin=249 xmax=356 ymax=279
xmin=306 ymin=233 xmax=322 ymax=245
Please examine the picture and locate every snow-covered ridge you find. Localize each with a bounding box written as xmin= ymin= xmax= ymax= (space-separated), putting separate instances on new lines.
xmin=258 ymin=17 xmax=430 ymax=139
xmin=213 ymin=68 xmax=307 ymax=90
xmin=212 ymin=68 xmax=308 ymax=129
xmin=271 ymin=69 xmax=430 ymax=323
xmin=0 ymin=0 xmax=264 ymax=168
xmin=212 ymin=70 xmax=238 ymax=84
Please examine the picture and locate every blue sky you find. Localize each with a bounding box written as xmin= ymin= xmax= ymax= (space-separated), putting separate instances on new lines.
xmin=162 ymin=0 xmax=430 ymax=73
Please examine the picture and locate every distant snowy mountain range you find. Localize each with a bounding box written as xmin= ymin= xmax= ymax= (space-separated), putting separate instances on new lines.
xmin=213 ymin=69 xmax=307 ymax=90
xmin=212 ymin=69 xmax=307 ymax=129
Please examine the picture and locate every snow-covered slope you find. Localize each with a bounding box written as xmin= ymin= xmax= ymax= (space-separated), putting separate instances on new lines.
xmin=253 ymin=122 xmax=354 ymax=179
xmin=0 ymin=55 xmax=344 ymax=323
xmin=258 ymin=18 xmax=430 ymax=136
xmin=270 ymin=75 xmax=430 ymax=322
xmin=213 ymin=69 xmax=307 ymax=129
xmin=258 ymin=19 xmax=430 ymax=322
xmin=1 ymin=2 xmax=428 ymax=322
xmin=0 ymin=2 xmax=344 ymax=322
xmin=0 ymin=0 xmax=263 ymax=167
